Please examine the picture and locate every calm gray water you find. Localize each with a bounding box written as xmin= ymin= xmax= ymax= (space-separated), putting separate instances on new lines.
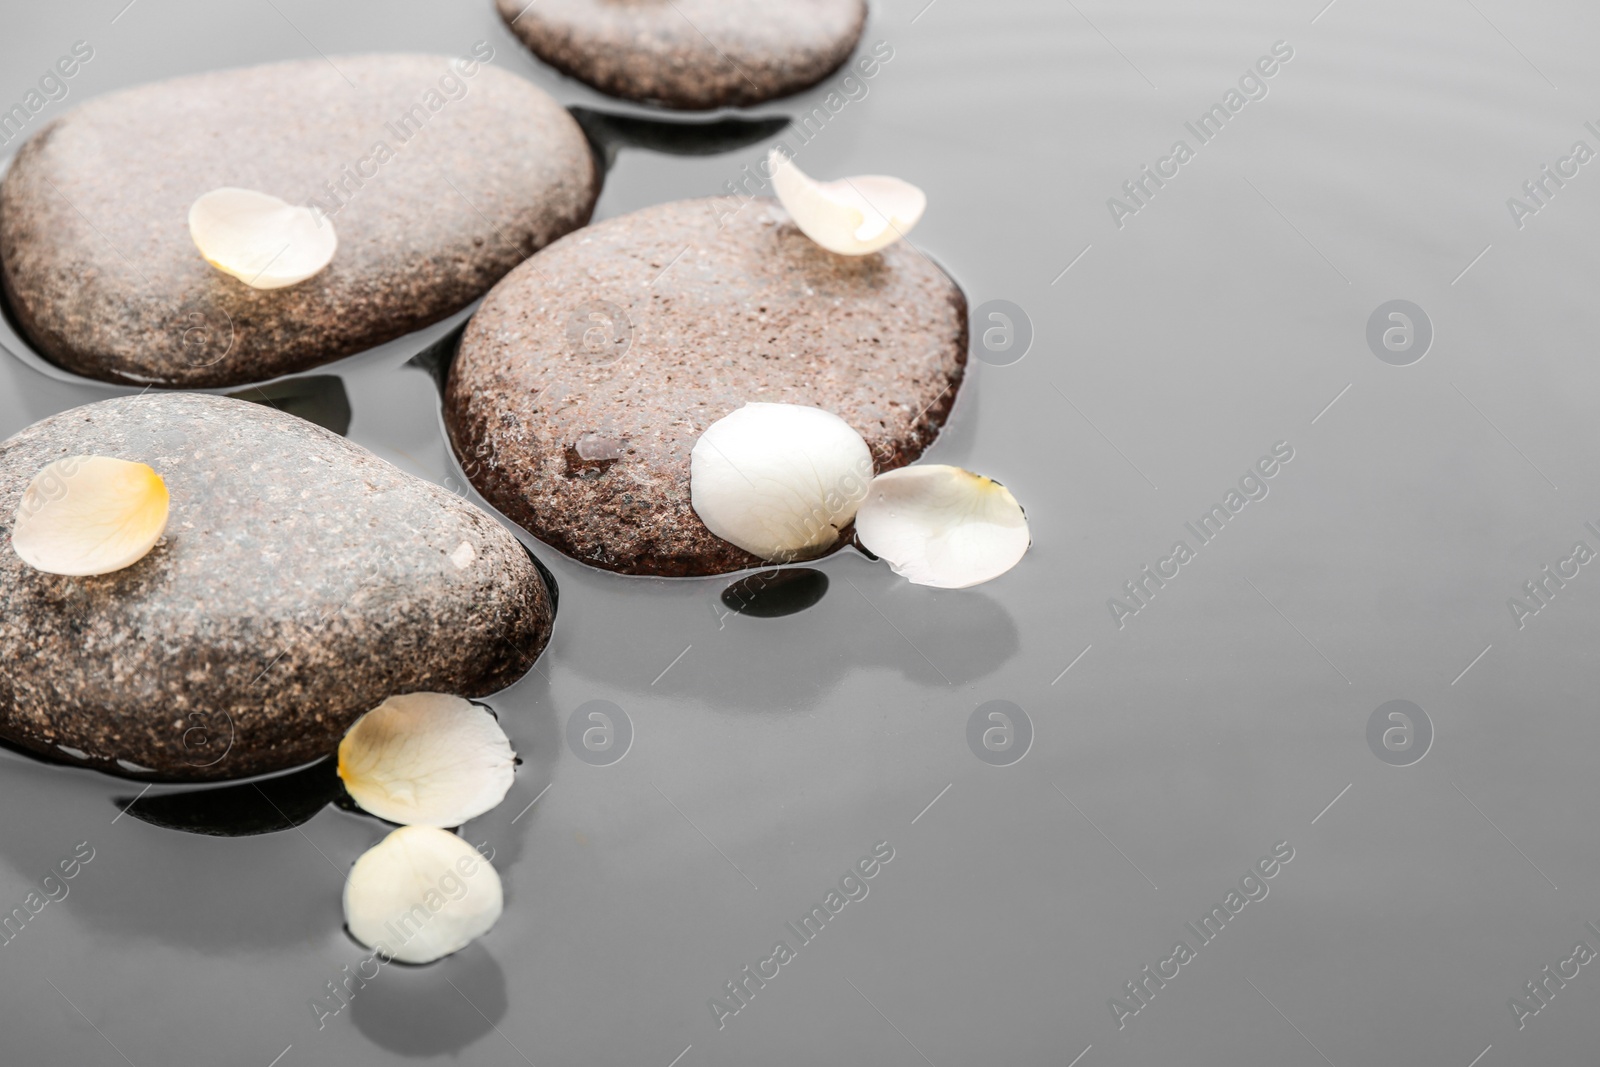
xmin=4 ymin=0 xmax=1600 ymax=1064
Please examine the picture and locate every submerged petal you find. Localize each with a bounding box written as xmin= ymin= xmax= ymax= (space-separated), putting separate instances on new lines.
xmin=338 ymin=693 xmax=517 ymax=828
xmin=855 ymin=465 xmax=1030 ymax=589
xmin=188 ymin=187 xmax=337 ymax=290
xmin=691 ymin=402 xmax=874 ymax=562
xmin=344 ymin=825 xmax=504 ymax=964
xmin=769 ymin=150 xmax=926 ymax=256
xmin=11 ymin=456 xmax=169 ymax=576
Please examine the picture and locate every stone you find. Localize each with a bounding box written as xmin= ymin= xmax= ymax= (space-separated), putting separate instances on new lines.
xmin=0 ymin=394 xmax=553 ymax=781
xmin=0 ymin=53 xmax=599 ymax=389
xmin=444 ymin=196 xmax=968 ymax=577
xmin=496 ymin=0 xmax=869 ymax=110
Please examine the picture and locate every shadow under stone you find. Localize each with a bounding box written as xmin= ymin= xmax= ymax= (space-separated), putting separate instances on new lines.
xmin=570 ymin=106 xmax=790 ymax=174
xmin=112 ymin=758 xmax=344 ymax=838
xmin=720 ymin=568 xmax=829 ymax=618
xmin=404 ymin=320 xmax=467 ymax=396
xmin=560 ymin=561 xmax=1021 ymax=710
xmin=228 ymin=375 xmax=352 ymax=436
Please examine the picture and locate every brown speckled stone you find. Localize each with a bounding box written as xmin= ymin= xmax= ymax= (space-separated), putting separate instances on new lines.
xmin=0 ymin=54 xmax=599 ymax=389
xmin=496 ymin=0 xmax=868 ymax=110
xmin=444 ymin=196 xmax=967 ymax=577
xmin=0 ymin=394 xmax=553 ymax=781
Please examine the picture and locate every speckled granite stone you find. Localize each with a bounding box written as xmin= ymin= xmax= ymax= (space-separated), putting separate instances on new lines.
xmin=0 ymin=394 xmax=553 ymax=781
xmin=496 ymin=0 xmax=868 ymax=110
xmin=444 ymin=197 xmax=967 ymax=577
xmin=0 ymin=54 xmax=599 ymax=389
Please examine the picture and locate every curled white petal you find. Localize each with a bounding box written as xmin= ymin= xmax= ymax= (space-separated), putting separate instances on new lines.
xmin=11 ymin=456 xmax=169 ymax=576
xmin=344 ymin=826 xmax=503 ymax=964
xmin=855 ymin=465 xmax=1030 ymax=589
xmin=691 ymin=403 xmax=874 ymax=562
xmin=338 ymin=693 xmax=517 ymax=828
xmin=188 ymin=187 xmax=337 ymax=290
xmin=769 ymin=150 xmax=926 ymax=256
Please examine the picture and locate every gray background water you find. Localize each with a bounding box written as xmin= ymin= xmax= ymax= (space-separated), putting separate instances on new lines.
xmin=2 ymin=0 xmax=1598 ymax=1063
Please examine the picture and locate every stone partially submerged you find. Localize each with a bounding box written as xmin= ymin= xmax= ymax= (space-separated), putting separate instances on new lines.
xmin=0 ymin=53 xmax=599 ymax=387
xmin=496 ymin=0 xmax=869 ymax=110
xmin=445 ymin=197 xmax=968 ymax=576
xmin=0 ymin=394 xmax=553 ymax=781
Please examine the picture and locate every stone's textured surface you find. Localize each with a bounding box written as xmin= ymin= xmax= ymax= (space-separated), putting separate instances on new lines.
xmin=445 ymin=197 xmax=968 ymax=577
xmin=0 ymin=55 xmax=599 ymax=388
xmin=0 ymin=394 xmax=553 ymax=781
xmin=496 ymin=0 xmax=869 ymax=110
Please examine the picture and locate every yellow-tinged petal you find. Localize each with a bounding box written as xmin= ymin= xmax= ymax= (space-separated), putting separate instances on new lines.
xmin=11 ymin=456 xmax=170 ymax=576
xmin=338 ymin=693 xmax=516 ymax=828
xmin=855 ymin=465 xmax=1030 ymax=589
xmin=344 ymin=826 xmax=503 ymax=964
xmin=188 ymin=187 xmax=337 ymax=290
xmin=769 ymin=149 xmax=926 ymax=256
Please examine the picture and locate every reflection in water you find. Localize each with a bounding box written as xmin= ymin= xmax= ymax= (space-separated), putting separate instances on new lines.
xmin=721 ymin=568 xmax=829 ymax=618
xmin=527 ymin=544 xmax=561 ymax=617
xmin=0 ymin=778 xmax=347 ymax=953
xmin=0 ymin=352 xmax=121 ymax=433
xmin=351 ymin=942 xmax=508 ymax=1058
xmin=404 ymin=320 xmax=467 ymax=395
xmin=571 ymin=106 xmax=790 ymax=174
xmin=0 ymin=276 xmax=137 ymax=430
xmin=113 ymin=758 xmax=344 ymax=837
xmin=556 ymin=557 xmax=1020 ymax=708
xmin=228 ymin=375 xmax=352 ymax=436
xmin=454 ymin=667 xmax=559 ymax=875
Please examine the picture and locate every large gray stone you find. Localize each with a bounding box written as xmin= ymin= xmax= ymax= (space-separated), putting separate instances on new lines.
xmin=0 ymin=53 xmax=599 ymax=388
xmin=444 ymin=196 xmax=968 ymax=577
xmin=496 ymin=0 xmax=870 ymax=110
xmin=0 ymin=394 xmax=553 ymax=781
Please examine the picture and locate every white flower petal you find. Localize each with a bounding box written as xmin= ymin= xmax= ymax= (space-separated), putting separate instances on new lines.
xmin=11 ymin=456 xmax=170 ymax=576
xmin=769 ymin=150 xmax=926 ymax=256
xmin=344 ymin=825 xmax=503 ymax=964
xmin=691 ymin=403 xmax=874 ymax=562
xmin=339 ymin=693 xmax=516 ymax=828
xmin=188 ymin=187 xmax=337 ymax=290
xmin=855 ymin=465 xmax=1030 ymax=589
